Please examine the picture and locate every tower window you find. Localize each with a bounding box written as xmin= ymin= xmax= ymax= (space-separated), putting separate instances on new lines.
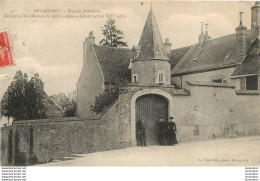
xmin=159 ymin=73 xmax=164 ymax=84
xmin=133 ymin=74 xmax=138 ymax=84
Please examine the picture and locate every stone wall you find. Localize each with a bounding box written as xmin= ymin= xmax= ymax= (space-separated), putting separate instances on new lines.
xmin=132 ymin=60 xmax=171 ymax=85
xmin=11 ymin=109 xmax=118 ymax=164
xmin=172 ymin=67 xmax=236 ymax=89
xmin=93 ymin=100 xmax=118 ymax=151
xmin=174 ymin=84 xmax=260 ymax=142
xmin=3 ymin=81 xmax=260 ymax=165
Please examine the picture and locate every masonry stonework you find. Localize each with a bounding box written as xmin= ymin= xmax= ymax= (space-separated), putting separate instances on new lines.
xmin=131 ymin=60 xmax=171 ymax=85
xmin=173 ymin=84 xmax=260 ymax=142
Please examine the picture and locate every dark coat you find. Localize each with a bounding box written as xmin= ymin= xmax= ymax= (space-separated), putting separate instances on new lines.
xmin=167 ymin=121 xmax=177 ymax=145
xmin=157 ymin=121 xmax=167 ymax=134
xmin=168 ymin=121 xmax=177 ymax=132
xmin=136 ymin=120 xmax=146 ymax=134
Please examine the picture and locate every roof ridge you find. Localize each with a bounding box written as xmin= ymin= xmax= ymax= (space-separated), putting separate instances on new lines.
xmin=93 ymin=44 xmax=131 ymax=51
xmin=171 ymin=45 xmax=192 ymax=51
xmin=172 ymin=30 xmax=252 ymax=51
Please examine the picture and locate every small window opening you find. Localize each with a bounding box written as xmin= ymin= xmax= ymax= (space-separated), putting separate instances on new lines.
xmin=222 ymin=79 xmax=227 ymax=83
xmin=133 ymin=75 xmax=138 ymax=84
xmin=193 ymin=58 xmax=198 ymax=63
xmin=212 ymin=78 xmax=227 ymax=83
xmin=212 ymin=78 xmax=223 ymax=83
xmin=159 ymin=73 xmax=164 ymax=84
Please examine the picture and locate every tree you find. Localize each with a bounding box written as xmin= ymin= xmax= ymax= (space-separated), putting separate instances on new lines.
xmin=51 ymin=91 xmax=77 ymax=117
xmin=90 ymin=79 xmax=128 ymax=114
xmin=90 ymin=86 xmax=119 ymax=114
xmin=100 ymin=18 xmax=127 ymax=47
xmin=1 ymin=70 xmax=47 ymax=121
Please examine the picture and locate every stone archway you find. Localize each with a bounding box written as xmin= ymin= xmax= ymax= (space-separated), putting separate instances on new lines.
xmin=130 ymin=89 xmax=174 ymax=146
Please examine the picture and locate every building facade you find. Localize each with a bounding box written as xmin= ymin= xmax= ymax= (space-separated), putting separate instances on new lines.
xmin=77 ymin=3 xmax=260 ymax=147
xmin=3 ymin=2 xmax=260 ymax=166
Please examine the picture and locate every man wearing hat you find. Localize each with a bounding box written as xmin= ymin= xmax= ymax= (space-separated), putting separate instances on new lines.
xmin=136 ymin=117 xmax=147 ymax=147
xmin=167 ymin=116 xmax=178 ymax=145
xmin=157 ymin=116 xmax=167 ymax=145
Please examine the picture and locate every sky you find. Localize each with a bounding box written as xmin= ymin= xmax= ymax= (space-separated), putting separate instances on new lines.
xmin=0 ymin=1 xmax=255 ymax=101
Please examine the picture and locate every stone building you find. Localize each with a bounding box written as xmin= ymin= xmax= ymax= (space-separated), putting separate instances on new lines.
xmin=77 ymin=3 xmax=260 ymax=146
xmin=2 ymin=2 xmax=260 ymax=166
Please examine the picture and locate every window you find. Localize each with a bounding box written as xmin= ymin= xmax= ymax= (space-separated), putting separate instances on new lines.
xmin=212 ymin=77 xmax=227 ymax=83
xmin=158 ymin=73 xmax=164 ymax=84
xmin=133 ymin=75 xmax=138 ymax=84
xmin=246 ymin=75 xmax=258 ymax=90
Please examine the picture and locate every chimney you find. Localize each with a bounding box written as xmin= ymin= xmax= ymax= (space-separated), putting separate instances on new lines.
xmin=85 ymin=31 xmax=95 ymax=49
xmin=83 ymin=31 xmax=95 ymax=65
xmin=199 ymin=22 xmax=206 ymax=45
xmin=164 ymin=38 xmax=172 ymax=57
xmin=205 ymin=23 xmax=211 ymax=41
xmin=251 ymin=2 xmax=260 ymax=38
xmin=235 ymin=12 xmax=247 ymax=63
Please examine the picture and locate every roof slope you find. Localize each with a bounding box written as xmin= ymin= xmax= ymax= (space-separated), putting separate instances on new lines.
xmin=169 ymin=46 xmax=191 ymax=68
xmin=172 ymin=30 xmax=256 ymax=76
xmin=138 ymin=9 xmax=168 ymax=60
xmin=92 ymin=44 xmax=189 ymax=83
xmin=93 ymin=45 xmax=132 ymax=83
xmin=232 ymin=38 xmax=260 ymax=76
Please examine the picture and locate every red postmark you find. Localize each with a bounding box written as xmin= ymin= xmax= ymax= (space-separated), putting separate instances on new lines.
xmin=0 ymin=30 xmax=15 ymax=68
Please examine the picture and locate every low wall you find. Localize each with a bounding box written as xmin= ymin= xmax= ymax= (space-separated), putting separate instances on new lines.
xmin=12 ymin=115 xmax=117 ymax=164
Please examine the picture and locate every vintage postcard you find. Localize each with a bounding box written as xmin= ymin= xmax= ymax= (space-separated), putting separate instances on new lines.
xmin=0 ymin=0 xmax=260 ymax=170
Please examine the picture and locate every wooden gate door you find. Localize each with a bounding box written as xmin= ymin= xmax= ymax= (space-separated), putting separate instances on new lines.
xmin=136 ymin=94 xmax=168 ymax=145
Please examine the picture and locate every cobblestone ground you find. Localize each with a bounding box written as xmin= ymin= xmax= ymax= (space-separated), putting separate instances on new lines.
xmin=39 ymin=136 xmax=260 ymax=166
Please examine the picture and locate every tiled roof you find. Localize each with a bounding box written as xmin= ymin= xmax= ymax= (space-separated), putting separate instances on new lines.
xmin=172 ymin=30 xmax=256 ymax=76
xmin=43 ymin=93 xmax=64 ymax=115
xmin=232 ymin=38 xmax=260 ymax=76
xmin=169 ymin=46 xmax=191 ymax=68
xmin=93 ymin=45 xmax=132 ymax=83
xmin=186 ymin=81 xmax=235 ymax=88
xmin=92 ymin=31 xmax=258 ymax=82
xmin=138 ymin=10 xmax=168 ymax=60
xmin=92 ymin=44 xmax=190 ymax=83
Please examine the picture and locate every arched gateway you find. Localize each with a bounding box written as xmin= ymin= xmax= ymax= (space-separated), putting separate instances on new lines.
xmin=130 ymin=89 xmax=174 ymax=146
xmin=136 ymin=94 xmax=168 ymax=145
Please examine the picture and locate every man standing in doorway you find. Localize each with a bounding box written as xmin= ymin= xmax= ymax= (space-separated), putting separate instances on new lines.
xmin=157 ymin=116 xmax=167 ymax=145
xmin=167 ymin=116 xmax=178 ymax=145
xmin=136 ymin=117 xmax=147 ymax=147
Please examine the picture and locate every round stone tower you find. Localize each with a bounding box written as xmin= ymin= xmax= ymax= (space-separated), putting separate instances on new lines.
xmin=130 ymin=8 xmax=171 ymax=86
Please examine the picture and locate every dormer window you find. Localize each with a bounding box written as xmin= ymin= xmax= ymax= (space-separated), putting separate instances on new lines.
xmin=246 ymin=75 xmax=258 ymax=90
xmin=159 ymin=73 xmax=164 ymax=84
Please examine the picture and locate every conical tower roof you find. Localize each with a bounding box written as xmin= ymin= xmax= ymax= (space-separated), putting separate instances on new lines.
xmin=138 ymin=8 xmax=168 ymax=60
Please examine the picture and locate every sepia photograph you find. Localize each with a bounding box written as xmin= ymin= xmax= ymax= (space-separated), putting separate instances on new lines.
xmin=0 ymin=0 xmax=260 ymax=169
